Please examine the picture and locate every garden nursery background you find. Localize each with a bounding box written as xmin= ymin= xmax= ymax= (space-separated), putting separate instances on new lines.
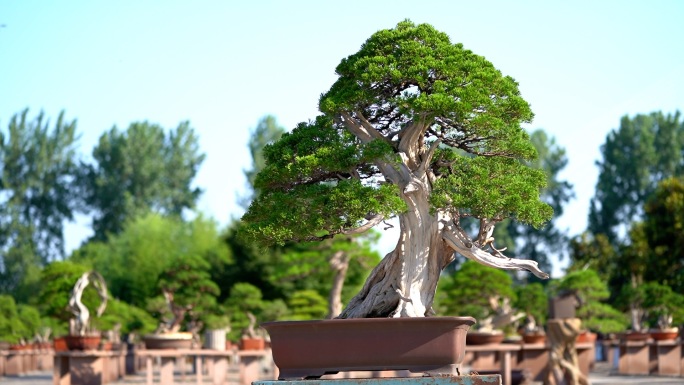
xmin=0 ymin=1 xmax=683 ymax=344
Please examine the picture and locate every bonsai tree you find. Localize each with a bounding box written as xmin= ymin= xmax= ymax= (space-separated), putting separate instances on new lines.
xmin=38 ymin=261 xmax=91 ymax=334
xmin=223 ymin=283 xmax=270 ymax=342
xmin=149 ymin=254 xmax=220 ymax=335
xmin=515 ymin=283 xmax=548 ymax=335
xmin=641 ymin=282 xmax=684 ymax=331
xmin=557 ymin=269 xmax=628 ymax=334
xmin=436 ymin=260 xmax=521 ymax=333
xmin=242 ymin=20 xmax=552 ymax=318
xmin=67 ymin=270 xmax=108 ymax=336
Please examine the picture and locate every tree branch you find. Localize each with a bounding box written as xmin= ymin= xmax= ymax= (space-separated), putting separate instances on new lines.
xmin=342 ymin=214 xmax=385 ymax=235
xmin=339 ymin=112 xmax=374 ymax=143
xmin=417 ymin=139 xmax=442 ymax=178
xmin=441 ymin=220 xmax=549 ymax=279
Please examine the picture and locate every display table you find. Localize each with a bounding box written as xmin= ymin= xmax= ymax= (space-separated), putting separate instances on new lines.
xmin=465 ymin=344 xmax=520 ymax=385
xmin=54 ymin=350 xmax=126 ymax=385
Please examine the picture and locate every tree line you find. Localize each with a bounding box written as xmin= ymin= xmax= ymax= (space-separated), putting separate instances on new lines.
xmin=1 ymin=107 xmax=682 ymax=342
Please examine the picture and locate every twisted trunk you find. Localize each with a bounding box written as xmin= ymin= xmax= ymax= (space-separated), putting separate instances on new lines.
xmin=337 ymin=114 xmax=548 ymax=318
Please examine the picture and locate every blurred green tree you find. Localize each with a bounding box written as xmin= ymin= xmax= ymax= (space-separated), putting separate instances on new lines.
xmin=589 ymin=111 xmax=683 ymax=243
xmin=0 ymin=109 xmax=81 ymax=299
xmin=82 ymin=121 xmax=205 ymax=241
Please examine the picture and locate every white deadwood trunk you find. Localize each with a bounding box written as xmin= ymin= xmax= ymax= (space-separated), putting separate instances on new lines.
xmin=327 ymin=250 xmax=351 ymax=318
xmin=337 ymin=114 xmax=549 ymax=318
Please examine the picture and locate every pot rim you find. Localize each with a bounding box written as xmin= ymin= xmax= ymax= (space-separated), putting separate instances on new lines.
xmin=262 ymin=315 xmax=476 ymax=328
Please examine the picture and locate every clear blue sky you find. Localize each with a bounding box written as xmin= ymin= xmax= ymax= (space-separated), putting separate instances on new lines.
xmin=1 ymin=1 xmax=683 ymax=277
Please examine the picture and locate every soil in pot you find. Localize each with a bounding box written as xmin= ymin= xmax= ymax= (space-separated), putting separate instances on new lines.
xmin=263 ymin=316 xmax=475 ymax=380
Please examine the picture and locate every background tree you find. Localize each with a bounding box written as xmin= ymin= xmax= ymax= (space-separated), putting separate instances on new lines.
xmin=239 ymin=115 xmax=286 ymax=209
xmin=642 ymin=177 xmax=684 ymax=293
xmin=0 ymin=109 xmax=81 ymax=298
xmin=0 ymin=294 xmax=24 ymax=344
xmin=71 ymin=213 xmax=230 ymax=308
xmin=242 ymin=20 xmax=552 ymax=318
xmin=589 ymin=111 xmax=683 ymax=243
xmin=82 ymin=121 xmax=205 ymax=241
xmin=566 ymin=232 xmax=616 ymax=280
xmin=221 ymin=116 xmax=381 ymax=319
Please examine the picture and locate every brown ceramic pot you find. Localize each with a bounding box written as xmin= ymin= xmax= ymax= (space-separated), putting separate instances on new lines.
xmin=239 ymin=337 xmax=265 ymax=350
xmin=620 ymin=331 xmax=650 ymax=342
xmin=142 ymin=332 xmax=193 ymax=349
xmin=65 ymin=335 xmax=101 ymax=351
xmin=576 ymin=331 xmax=597 ymax=344
xmin=649 ymin=329 xmax=679 ymax=341
xmin=466 ymin=331 xmax=505 ymax=345
xmin=522 ymin=332 xmax=546 ymax=344
xmin=53 ymin=337 xmax=68 ymax=352
xmin=263 ymin=316 xmax=475 ymax=380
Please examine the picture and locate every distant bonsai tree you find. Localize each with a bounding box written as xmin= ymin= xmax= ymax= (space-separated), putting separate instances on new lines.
xmin=557 ymin=269 xmax=627 ymax=334
xmin=515 ymin=283 xmax=548 ymax=334
xmin=150 ymin=254 xmax=219 ymax=335
xmin=241 ymin=20 xmax=552 ymax=318
xmin=437 ymin=260 xmax=518 ymax=330
xmin=641 ymin=282 xmax=684 ymax=331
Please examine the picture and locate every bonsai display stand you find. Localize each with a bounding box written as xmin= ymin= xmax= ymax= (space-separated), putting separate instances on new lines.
xmin=254 ymin=375 xmax=502 ymax=385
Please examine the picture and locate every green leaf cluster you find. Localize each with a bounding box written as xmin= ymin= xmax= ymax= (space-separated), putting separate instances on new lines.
xmin=514 ymin=283 xmax=548 ymax=326
xmin=431 ymin=152 xmax=552 ymax=227
xmin=0 ymin=295 xmax=41 ymax=344
xmin=321 ymin=21 xmax=534 ymax=157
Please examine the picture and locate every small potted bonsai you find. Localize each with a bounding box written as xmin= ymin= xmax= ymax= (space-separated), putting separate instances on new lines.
xmin=143 ymin=254 xmax=219 ymax=349
xmin=240 ymin=20 xmax=553 ymax=379
xmin=65 ymin=271 xmax=108 ymax=350
xmin=239 ymin=312 xmax=265 ymax=350
xmin=437 ymin=261 xmax=523 ymax=344
xmin=641 ymin=282 xmax=683 ymax=341
xmin=515 ymin=283 xmax=548 ymax=344
xmin=557 ymin=269 xmax=628 ymax=342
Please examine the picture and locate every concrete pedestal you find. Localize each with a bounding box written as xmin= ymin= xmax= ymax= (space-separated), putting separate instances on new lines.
xmin=653 ymin=340 xmax=680 ymax=376
xmin=619 ymin=341 xmax=649 ymax=375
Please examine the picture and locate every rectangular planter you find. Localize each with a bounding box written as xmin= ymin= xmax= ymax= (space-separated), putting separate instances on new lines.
xmin=262 ymin=316 xmax=475 ymax=380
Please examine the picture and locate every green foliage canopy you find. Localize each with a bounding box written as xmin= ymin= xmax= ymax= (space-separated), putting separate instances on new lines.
xmin=83 ymin=121 xmax=205 ymax=241
xmin=243 ymin=20 xmax=552 ymax=248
